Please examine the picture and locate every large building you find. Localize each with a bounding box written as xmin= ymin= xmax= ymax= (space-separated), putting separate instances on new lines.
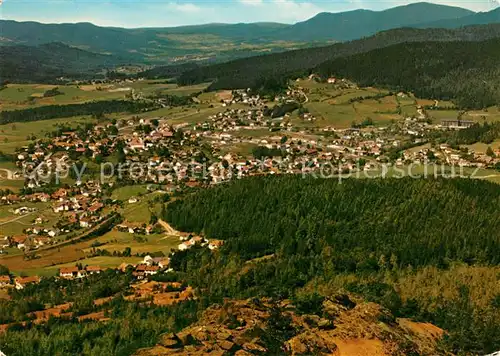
xmin=441 ymin=119 xmax=475 ymax=129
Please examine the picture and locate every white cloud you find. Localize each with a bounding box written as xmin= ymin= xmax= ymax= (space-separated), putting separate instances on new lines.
xmin=240 ymin=0 xmax=264 ymax=6
xmin=168 ymin=2 xmax=202 ymax=13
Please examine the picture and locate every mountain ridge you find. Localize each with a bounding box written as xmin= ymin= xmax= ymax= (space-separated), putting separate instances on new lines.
xmin=1 ymin=2 xmax=498 ymax=63
xmin=415 ymin=6 xmax=500 ymax=28
xmin=274 ymin=2 xmax=476 ymax=41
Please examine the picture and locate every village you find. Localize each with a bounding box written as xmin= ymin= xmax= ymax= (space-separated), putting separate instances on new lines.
xmin=0 ymin=80 xmax=499 ymax=283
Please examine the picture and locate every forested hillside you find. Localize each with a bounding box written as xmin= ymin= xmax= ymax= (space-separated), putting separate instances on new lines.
xmin=163 ymin=176 xmax=500 ymax=354
xmin=316 ymin=38 xmax=500 ymax=109
xmin=415 ymin=7 xmax=500 ymax=29
xmin=166 ymin=177 xmax=500 ymax=266
xmin=0 ymin=42 xmax=125 ymax=83
xmin=177 ymin=24 xmax=500 ymax=102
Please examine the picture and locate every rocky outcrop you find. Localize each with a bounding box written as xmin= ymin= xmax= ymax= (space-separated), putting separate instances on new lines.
xmin=135 ymin=295 xmax=446 ymax=356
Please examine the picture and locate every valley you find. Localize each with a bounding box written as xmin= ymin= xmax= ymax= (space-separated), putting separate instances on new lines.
xmin=1 ymin=2 xmax=500 ymax=355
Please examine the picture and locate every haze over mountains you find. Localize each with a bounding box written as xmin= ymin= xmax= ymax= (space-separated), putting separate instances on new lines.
xmin=1 ymin=2 xmax=499 ymax=58
xmin=0 ymin=2 xmax=499 ymax=84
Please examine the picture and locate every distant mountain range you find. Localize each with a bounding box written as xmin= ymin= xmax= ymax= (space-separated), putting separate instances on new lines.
xmin=0 ymin=42 xmax=126 ymax=83
xmin=271 ymin=2 xmax=476 ymax=41
xmin=1 ymin=2 xmax=498 ymax=63
xmin=0 ymin=2 xmax=499 ymax=84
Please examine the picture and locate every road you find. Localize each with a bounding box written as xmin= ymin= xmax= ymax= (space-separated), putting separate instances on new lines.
xmin=298 ymin=89 xmax=309 ymax=104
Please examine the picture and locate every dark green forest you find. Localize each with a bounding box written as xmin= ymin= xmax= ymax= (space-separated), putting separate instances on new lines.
xmin=316 ymin=39 xmax=500 ymax=109
xmin=163 ymin=177 xmax=500 ymax=354
xmin=0 ymin=100 xmax=157 ymax=125
xmin=177 ymin=25 xmax=500 ymax=88
xmin=0 ymin=42 xmax=127 ymax=83
xmin=165 ymin=177 xmax=500 ymax=267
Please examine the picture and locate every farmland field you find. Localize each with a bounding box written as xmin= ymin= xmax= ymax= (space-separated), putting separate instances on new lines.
xmin=83 ymin=230 xmax=178 ymax=256
xmin=111 ymin=185 xmax=151 ymax=201
xmin=0 ymin=202 xmax=58 ymax=236
xmin=463 ymin=139 xmax=500 ymax=154
xmin=20 ymin=256 xmax=144 ymax=277
xmin=0 ymin=82 xmax=211 ymax=111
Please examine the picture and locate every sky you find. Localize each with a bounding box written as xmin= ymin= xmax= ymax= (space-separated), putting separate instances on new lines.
xmin=0 ymin=0 xmax=498 ymax=28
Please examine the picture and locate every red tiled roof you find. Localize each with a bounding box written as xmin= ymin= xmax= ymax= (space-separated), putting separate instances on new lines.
xmin=15 ymin=276 xmax=40 ymax=284
xmin=85 ymin=266 xmax=102 ymax=272
xmin=60 ymin=267 xmax=79 ymax=274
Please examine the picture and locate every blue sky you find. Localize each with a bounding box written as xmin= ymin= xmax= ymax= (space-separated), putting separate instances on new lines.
xmin=1 ymin=0 xmax=498 ymax=28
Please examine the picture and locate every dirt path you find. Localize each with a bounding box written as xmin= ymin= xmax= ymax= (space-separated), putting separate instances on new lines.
xmin=158 ymin=219 xmax=178 ymax=235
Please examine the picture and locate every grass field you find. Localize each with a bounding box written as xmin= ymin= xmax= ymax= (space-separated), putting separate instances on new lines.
xmin=0 ymin=178 xmax=25 ymax=193
xmin=111 ymin=185 xmax=150 ymax=201
xmin=304 ymin=101 xmax=396 ymax=128
xmin=83 ymin=230 xmax=178 ymax=256
xmin=297 ymin=84 xmax=400 ymax=128
xmin=361 ymin=165 xmax=500 ymax=183
xmin=464 ymin=139 xmax=500 ymax=154
xmin=20 ymin=256 xmax=144 ymax=277
xmin=121 ymin=200 xmax=153 ymax=224
xmin=0 ymin=82 xmax=211 ymax=111
xmin=465 ymin=107 xmax=500 ymax=123
xmin=0 ymin=202 xmax=59 ymax=236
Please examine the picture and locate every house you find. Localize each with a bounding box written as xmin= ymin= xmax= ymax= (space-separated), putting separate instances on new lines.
xmin=0 ymin=275 xmax=11 ymax=287
xmin=129 ymin=139 xmax=145 ymax=151
xmin=59 ymin=267 xmax=80 ymax=279
xmin=144 ymin=266 xmax=159 ymax=276
xmin=208 ymin=240 xmax=224 ymax=250
xmin=142 ymin=255 xmax=154 ymax=266
xmin=178 ymin=240 xmax=192 ymax=251
xmin=118 ymin=263 xmax=134 ymax=272
xmin=52 ymin=188 xmax=68 ymax=200
xmin=12 ymin=235 xmax=28 ymax=249
xmin=80 ymin=218 xmax=92 ymax=228
xmin=14 ymin=206 xmax=29 ymax=215
xmin=88 ymin=202 xmax=104 ymax=214
xmin=158 ymin=258 xmax=170 ymax=269
xmin=34 ymin=237 xmax=50 ymax=247
xmin=15 ymin=276 xmax=40 ymax=290
xmin=132 ymin=271 xmax=145 ymax=280
xmin=85 ymin=266 xmax=102 ymax=275
xmin=53 ymin=203 xmax=69 ymax=213
xmin=441 ymin=119 xmax=475 ymax=129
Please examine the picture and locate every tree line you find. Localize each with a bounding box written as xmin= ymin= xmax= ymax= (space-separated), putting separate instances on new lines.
xmin=0 ymin=100 xmax=157 ymax=125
